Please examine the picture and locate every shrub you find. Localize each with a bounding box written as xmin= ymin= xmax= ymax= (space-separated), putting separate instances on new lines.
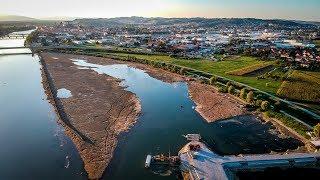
xmin=314 ymin=123 xmax=320 ymax=138
xmin=246 ymin=91 xmax=254 ymax=103
xmin=209 ymin=76 xmax=217 ymax=85
xmin=261 ymin=101 xmax=270 ymax=111
xmin=239 ymin=88 xmax=247 ymax=99
xmin=228 ymin=85 xmax=235 ymax=94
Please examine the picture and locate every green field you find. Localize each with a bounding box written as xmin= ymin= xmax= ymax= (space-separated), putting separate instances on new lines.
xmin=277 ymin=70 xmax=320 ymax=103
xmin=110 ymin=53 xmax=281 ymax=94
xmin=226 ymin=61 xmax=275 ymax=76
xmin=314 ymin=40 xmax=320 ymax=47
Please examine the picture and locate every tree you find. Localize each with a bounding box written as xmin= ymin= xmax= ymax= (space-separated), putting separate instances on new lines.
xmin=239 ymin=88 xmax=247 ymax=99
xmin=246 ymin=91 xmax=254 ymax=103
xmin=314 ymin=123 xmax=320 ymax=138
xmin=209 ymin=76 xmax=217 ymax=85
xmin=226 ymin=81 xmax=232 ymax=88
xmin=218 ymin=86 xmax=227 ymax=93
xmin=228 ymin=85 xmax=235 ymax=94
xmin=261 ymin=101 xmax=270 ymax=111
xmin=180 ymin=68 xmax=186 ymax=75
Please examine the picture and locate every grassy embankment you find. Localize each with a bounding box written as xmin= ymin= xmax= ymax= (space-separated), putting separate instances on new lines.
xmin=277 ymin=70 xmax=320 ymax=103
xmin=109 ymin=53 xmax=281 ymax=94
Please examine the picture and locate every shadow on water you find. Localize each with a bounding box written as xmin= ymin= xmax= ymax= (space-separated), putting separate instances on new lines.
xmin=71 ymin=59 xmax=303 ymax=180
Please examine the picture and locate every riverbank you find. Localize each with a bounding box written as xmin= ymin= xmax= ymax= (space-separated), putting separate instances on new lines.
xmin=39 ymin=53 xmax=141 ymax=179
xmin=125 ymin=60 xmax=248 ymax=122
xmin=188 ymin=81 xmax=247 ymax=122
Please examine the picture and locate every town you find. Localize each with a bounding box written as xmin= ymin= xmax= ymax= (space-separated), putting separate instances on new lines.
xmin=31 ymin=17 xmax=320 ymax=70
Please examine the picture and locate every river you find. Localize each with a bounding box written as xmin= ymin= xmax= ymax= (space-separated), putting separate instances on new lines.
xmin=0 ymin=31 xmax=86 ymax=179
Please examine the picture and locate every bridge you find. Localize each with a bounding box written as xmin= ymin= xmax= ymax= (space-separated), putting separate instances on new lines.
xmin=0 ymin=34 xmax=28 ymax=40
xmin=179 ymin=139 xmax=320 ymax=180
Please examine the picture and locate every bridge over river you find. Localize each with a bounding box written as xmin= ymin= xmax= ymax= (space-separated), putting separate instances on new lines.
xmin=0 ymin=34 xmax=28 ymax=40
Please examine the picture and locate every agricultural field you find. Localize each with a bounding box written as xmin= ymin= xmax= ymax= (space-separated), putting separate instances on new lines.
xmin=226 ymin=61 xmax=275 ymax=76
xmin=109 ymin=52 xmax=282 ymax=94
xmin=314 ymin=40 xmax=320 ymax=47
xmin=277 ymin=70 xmax=320 ymax=103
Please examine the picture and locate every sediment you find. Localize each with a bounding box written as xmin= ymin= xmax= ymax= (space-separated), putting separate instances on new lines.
xmin=187 ymin=81 xmax=248 ymax=122
xmin=39 ymin=53 xmax=141 ymax=179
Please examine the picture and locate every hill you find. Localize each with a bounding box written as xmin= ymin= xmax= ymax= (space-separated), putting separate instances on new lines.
xmin=0 ymin=15 xmax=37 ymax=22
xmin=72 ymin=17 xmax=320 ymax=29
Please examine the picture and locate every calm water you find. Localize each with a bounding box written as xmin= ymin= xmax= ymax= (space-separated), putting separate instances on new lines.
xmin=0 ymin=35 xmax=86 ymax=179
xmin=72 ymin=59 xmax=303 ymax=180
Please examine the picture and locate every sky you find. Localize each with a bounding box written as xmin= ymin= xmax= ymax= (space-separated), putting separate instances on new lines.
xmin=0 ymin=0 xmax=319 ymax=21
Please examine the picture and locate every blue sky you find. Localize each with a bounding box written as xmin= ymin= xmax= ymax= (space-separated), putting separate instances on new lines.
xmin=0 ymin=0 xmax=319 ymax=21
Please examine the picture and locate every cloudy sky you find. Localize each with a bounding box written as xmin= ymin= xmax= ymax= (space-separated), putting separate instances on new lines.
xmin=0 ymin=0 xmax=319 ymax=21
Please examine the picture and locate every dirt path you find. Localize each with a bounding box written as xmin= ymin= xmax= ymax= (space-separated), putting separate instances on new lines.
xmin=40 ymin=53 xmax=141 ymax=179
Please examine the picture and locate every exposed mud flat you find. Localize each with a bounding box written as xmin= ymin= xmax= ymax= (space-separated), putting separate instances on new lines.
xmin=188 ymin=82 xmax=248 ymax=122
xmin=40 ymin=53 xmax=141 ymax=179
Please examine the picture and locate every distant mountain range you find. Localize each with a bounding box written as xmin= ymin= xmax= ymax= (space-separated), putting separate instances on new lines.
xmin=0 ymin=15 xmax=37 ymax=22
xmin=73 ymin=17 xmax=320 ymax=29
xmin=1 ymin=15 xmax=319 ymax=29
xmin=0 ymin=15 xmax=78 ymax=22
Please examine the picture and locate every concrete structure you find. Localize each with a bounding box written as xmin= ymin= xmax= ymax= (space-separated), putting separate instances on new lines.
xmin=179 ymin=137 xmax=320 ymax=180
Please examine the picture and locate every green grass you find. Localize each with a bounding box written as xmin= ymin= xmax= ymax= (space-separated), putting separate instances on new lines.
xmin=264 ymin=110 xmax=310 ymax=138
xmin=277 ymin=70 xmax=320 ymax=103
xmin=109 ymin=53 xmax=281 ymax=94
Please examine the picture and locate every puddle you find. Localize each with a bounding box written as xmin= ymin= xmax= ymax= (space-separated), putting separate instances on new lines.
xmin=57 ymin=88 xmax=72 ymax=98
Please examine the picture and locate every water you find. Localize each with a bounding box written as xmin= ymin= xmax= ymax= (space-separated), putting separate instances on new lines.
xmin=57 ymin=88 xmax=73 ymax=99
xmin=72 ymin=59 xmax=303 ymax=180
xmin=0 ymin=34 xmax=86 ymax=179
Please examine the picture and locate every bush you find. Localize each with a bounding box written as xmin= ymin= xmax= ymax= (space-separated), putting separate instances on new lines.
xmin=239 ymin=88 xmax=247 ymax=99
xmin=209 ymin=76 xmax=217 ymax=85
xmin=261 ymin=101 xmax=270 ymax=111
xmin=314 ymin=123 xmax=320 ymax=138
xmin=246 ymin=91 xmax=254 ymax=103
xmin=228 ymin=85 xmax=235 ymax=94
